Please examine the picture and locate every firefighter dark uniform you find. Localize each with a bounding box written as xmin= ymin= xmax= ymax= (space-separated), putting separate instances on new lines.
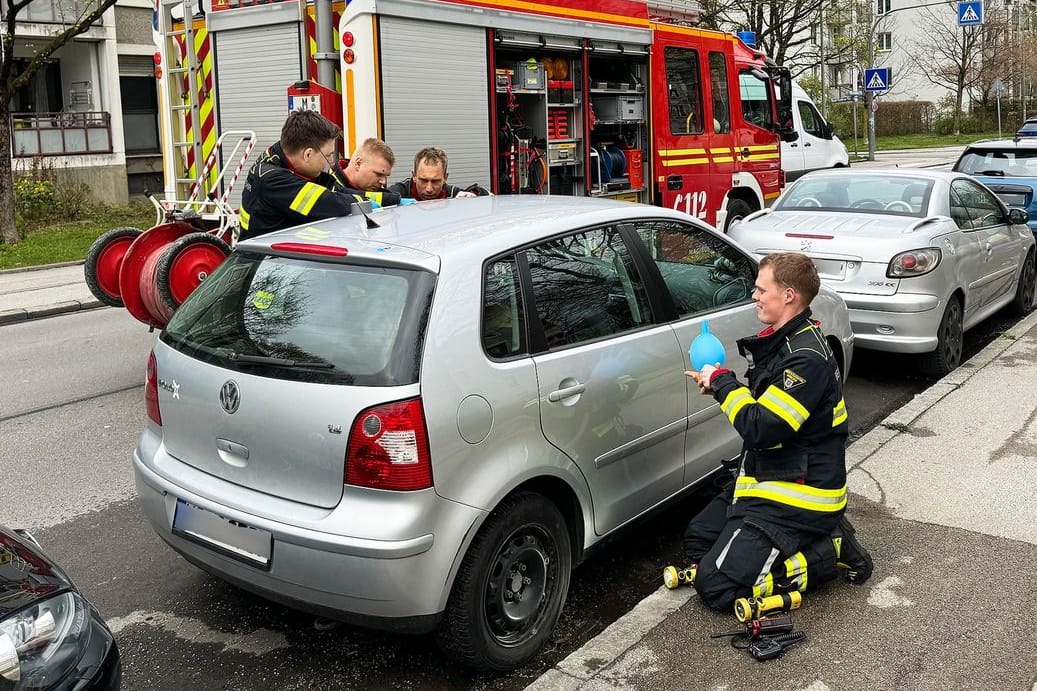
xmin=387 ymin=178 xmax=465 ymax=200
xmin=239 ymin=142 xmax=362 ymax=242
xmin=683 ymin=308 xmax=851 ymax=611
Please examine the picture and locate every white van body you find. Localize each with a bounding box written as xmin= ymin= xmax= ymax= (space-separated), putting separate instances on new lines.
xmin=782 ymin=82 xmax=850 ymax=181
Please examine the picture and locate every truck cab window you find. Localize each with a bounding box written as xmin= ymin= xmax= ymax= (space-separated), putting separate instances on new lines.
xmin=666 ymin=47 xmax=704 ymax=135
xmin=708 ymin=52 xmax=730 ymax=134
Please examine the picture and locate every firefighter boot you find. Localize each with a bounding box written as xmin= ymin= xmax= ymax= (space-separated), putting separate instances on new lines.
xmin=832 ymin=517 xmax=873 ymax=584
xmin=662 ymin=564 xmax=697 ymax=589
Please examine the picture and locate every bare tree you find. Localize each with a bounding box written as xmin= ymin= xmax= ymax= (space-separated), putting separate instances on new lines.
xmin=0 ymin=0 xmax=117 ymax=245
xmin=698 ymin=0 xmax=824 ymax=70
xmin=907 ymin=5 xmax=1003 ymax=135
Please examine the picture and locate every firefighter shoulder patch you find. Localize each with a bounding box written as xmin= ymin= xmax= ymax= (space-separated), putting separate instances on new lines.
xmin=783 ymin=369 xmax=807 ymax=390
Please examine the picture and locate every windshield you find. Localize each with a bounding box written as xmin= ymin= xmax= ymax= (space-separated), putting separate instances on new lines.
xmin=776 ymin=174 xmax=933 ymax=216
xmin=955 ymin=148 xmax=1037 ymax=177
xmin=161 ymin=252 xmax=435 ymax=386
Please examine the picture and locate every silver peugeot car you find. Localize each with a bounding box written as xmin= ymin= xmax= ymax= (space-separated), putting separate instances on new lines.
xmin=730 ymin=169 xmax=1036 ymax=376
xmin=133 ymin=196 xmax=853 ymax=672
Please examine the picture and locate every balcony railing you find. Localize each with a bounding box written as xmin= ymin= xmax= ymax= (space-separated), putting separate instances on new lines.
xmin=11 ymin=112 xmax=112 ymax=157
xmin=1 ymin=0 xmax=98 ymax=23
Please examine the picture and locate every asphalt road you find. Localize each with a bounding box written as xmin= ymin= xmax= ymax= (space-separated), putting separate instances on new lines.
xmin=0 ymin=298 xmax=1021 ymax=690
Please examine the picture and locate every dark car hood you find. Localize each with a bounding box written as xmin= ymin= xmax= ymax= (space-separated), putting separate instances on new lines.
xmin=0 ymin=525 xmax=72 ymax=618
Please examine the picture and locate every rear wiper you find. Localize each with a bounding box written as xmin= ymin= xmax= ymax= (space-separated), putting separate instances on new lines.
xmin=976 ymin=169 xmax=1006 ymax=176
xmin=223 ymin=350 xmax=335 ymax=369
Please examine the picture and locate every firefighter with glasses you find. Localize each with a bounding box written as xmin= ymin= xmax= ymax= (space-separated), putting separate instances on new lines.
xmin=666 ymin=252 xmax=873 ymax=611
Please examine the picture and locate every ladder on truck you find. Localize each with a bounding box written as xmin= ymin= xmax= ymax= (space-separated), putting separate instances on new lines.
xmin=156 ymin=0 xmax=210 ymax=201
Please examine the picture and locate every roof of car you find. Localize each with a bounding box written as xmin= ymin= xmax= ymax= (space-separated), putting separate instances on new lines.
xmin=236 ymin=196 xmax=696 ymax=270
xmin=797 ymin=167 xmax=963 ymax=182
xmin=962 ymin=137 xmax=1037 ymax=150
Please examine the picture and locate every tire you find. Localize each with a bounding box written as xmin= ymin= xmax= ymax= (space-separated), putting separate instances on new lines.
xmin=84 ymin=227 xmax=143 ymax=307
xmin=723 ymin=198 xmax=755 ymax=233
xmin=1010 ymin=249 xmax=1036 ymax=316
xmin=155 ymin=232 xmax=230 ymax=312
xmin=436 ymin=492 xmax=572 ymax=673
xmin=919 ymin=297 xmax=963 ymax=378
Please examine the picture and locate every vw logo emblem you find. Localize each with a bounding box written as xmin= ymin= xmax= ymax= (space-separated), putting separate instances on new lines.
xmin=219 ymin=380 xmax=240 ymax=414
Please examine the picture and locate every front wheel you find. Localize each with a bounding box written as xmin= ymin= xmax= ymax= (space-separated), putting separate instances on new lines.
xmin=436 ymin=492 xmax=571 ymax=673
xmin=919 ymin=297 xmax=963 ymax=378
xmin=723 ymin=198 xmax=755 ymax=233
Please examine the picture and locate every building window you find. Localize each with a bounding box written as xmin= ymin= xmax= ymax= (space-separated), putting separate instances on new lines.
xmin=877 ymin=0 xmax=891 ymax=14
xmin=120 ymin=76 xmax=159 ymax=153
xmin=876 ymin=32 xmax=892 ymax=52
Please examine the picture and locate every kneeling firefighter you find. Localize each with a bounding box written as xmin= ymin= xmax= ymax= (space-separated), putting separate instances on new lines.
xmin=670 ymin=252 xmax=872 ymax=612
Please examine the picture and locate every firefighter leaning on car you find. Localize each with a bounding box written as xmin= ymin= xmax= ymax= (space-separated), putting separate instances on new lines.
xmin=670 ymin=252 xmax=873 ymax=611
xmin=238 ymin=112 xmax=409 ymax=242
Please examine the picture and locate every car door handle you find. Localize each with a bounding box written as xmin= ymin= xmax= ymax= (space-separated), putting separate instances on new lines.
xmin=740 ymin=147 xmax=751 ymax=158
xmin=667 ymin=175 xmax=682 ymax=190
xmin=789 ymin=143 xmax=798 ymax=147
xmin=548 ymin=383 xmax=586 ymax=402
xmin=804 ymin=142 xmax=812 ymax=147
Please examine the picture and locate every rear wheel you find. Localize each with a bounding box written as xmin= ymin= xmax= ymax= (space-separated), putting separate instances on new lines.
xmin=1010 ymin=249 xmax=1036 ymax=316
xmin=919 ymin=297 xmax=963 ymax=378
xmin=156 ymin=232 xmax=230 ymax=312
xmin=436 ymin=492 xmax=571 ymax=673
xmin=723 ymin=198 xmax=755 ymax=232
xmin=84 ymin=227 xmax=143 ymax=307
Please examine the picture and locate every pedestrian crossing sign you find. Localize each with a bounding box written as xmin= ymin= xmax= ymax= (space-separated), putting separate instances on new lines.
xmin=958 ymin=1 xmax=983 ymax=26
xmin=864 ymin=68 xmax=890 ymax=92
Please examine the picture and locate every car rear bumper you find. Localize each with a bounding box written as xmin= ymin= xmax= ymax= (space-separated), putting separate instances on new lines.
xmin=841 ymin=291 xmax=942 ymax=353
xmin=133 ymin=446 xmax=485 ymax=630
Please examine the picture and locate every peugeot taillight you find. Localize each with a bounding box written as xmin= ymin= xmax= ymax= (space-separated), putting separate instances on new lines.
xmin=345 ymin=398 xmax=432 ymax=490
xmin=145 ymin=352 xmax=162 ymax=426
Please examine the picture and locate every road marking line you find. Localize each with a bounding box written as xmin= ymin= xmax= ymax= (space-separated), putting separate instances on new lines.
xmin=106 ymin=610 xmax=290 ymax=655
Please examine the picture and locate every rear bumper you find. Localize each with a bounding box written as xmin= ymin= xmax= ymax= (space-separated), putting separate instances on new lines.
xmin=840 ymin=291 xmax=942 ymax=354
xmin=133 ymin=445 xmax=485 ymax=630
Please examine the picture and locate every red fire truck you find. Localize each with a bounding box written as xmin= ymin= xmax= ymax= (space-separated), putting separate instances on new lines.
xmin=339 ymin=0 xmax=796 ymax=229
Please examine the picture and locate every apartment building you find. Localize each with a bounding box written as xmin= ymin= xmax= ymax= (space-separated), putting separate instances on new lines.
xmin=7 ymin=0 xmax=162 ymax=204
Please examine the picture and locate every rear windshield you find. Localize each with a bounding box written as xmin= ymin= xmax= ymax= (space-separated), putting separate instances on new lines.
xmin=161 ymin=252 xmax=435 ymax=386
xmin=955 ymin=148 xmax=1037 ymax=178
xmin=776 ymin=174 xmax=933 ymax=216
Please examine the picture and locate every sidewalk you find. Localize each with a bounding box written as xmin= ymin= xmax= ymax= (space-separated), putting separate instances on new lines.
xmin=527 ymin=310 xmax=1037 ymax=690
xmin=0 ymin=261 xmax=103 ymax=325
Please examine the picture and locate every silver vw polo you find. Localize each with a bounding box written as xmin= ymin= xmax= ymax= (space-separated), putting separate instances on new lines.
xmin=133 ymin=196 xmax=853 ymax=672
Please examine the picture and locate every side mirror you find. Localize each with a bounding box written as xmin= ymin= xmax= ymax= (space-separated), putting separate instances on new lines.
xmin=1008 ymin=207 xmax=1030 ymax=225
xmin=781 ymin=130 xmax=800 ymax=143
xmin=822 ymin=122 xmax=834 ymax=139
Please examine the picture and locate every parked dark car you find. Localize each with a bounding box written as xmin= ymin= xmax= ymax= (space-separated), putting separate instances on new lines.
xmin=1016 ymin=118 xmax=1037 ymax=138
xmin=0 ymin=525 xmax=120 ymax=689
xmin=953 ymin=137 xmax=1037 ymax=234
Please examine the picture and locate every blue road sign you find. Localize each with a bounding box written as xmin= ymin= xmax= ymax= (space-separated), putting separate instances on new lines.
xmin=864 ymin=68 xmax=891 ymax=92
xmin=958 ymin=1 xmax=983 ymax=26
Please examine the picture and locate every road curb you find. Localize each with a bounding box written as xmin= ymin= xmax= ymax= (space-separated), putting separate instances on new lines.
xmin=524 ymin=306 xmax=1037 ymax=691
xmin=0 ymin=298 xmax=105 ymax=325
xmin=0 ymin=260 xmax=85 ymax=275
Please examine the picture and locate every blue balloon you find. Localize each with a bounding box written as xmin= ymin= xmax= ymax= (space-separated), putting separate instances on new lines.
xmin=690 ymin=320 xmax=726 ymax=371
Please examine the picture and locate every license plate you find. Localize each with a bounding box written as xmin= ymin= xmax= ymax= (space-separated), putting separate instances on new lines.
xmin=172 ymin=498 xmax=272 ymax=569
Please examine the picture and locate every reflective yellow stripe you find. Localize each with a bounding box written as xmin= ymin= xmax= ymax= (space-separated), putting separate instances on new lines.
xmin=785 ymin=552 xmax=808 ymax=592
xmin=239 ymin=208 xmax=250 ymax=230
xmin=833 ymin=398 xmax=847 ymax=427
xmin=659 ymin=148 xmax=706 ymax=155
xmin=759 ymin=385 xmax=809 ymax=431
xmin=365 ymin=191 xmax=384 ymax=205
xmin=289 ymin=182 xmax=326 ymax=215
xmin=660 ymin=157 xmax=709 ymax=167
xmin=752 ymin=572 xmax=774 ymax=598
xmin=720 ymin=387 xmax=754 ymax=425
xmin=734 ymin=477 xmax=847 ymax=512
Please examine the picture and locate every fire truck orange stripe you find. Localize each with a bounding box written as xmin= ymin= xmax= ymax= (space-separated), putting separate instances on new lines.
xmin=436 ymin=0 xmax=649 ymax=28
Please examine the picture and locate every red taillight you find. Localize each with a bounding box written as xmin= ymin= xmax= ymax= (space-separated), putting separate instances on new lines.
xmin=145 ymin=352 xmax=162 ymax=426
xmin=343 ymin=48 xmax=356 ymax=64
xmin=345 ymin=398 xmax=432 ymax=491
xmin=343 ymin=31 xmax=354 ymax=47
